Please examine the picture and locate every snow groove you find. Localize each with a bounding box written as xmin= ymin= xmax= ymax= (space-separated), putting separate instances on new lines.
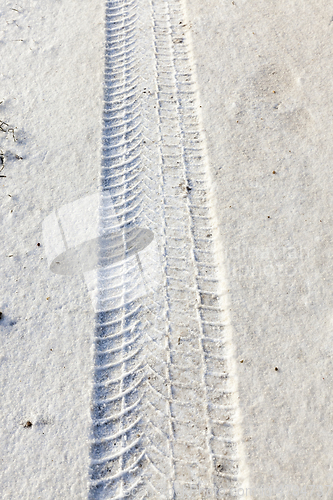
xmin=88 ymin=0 xmax=241 ymax=498
xmin=89 ymin=2 xmax=148 ymax=499
xmin=139 ymin=0 xmax=241 ymax=497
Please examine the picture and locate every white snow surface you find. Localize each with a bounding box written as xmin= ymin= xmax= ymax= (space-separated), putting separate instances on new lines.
xmin=186 ymin=0 xmax=333 ymax=496
xmin=1 ymin=0 xmax=333 ymax=499
xmin=0 ymin=1 xmax=104 ymax=498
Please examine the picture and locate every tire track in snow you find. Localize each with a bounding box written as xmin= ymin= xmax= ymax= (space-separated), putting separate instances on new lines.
xmin=88 ymin=0 xmax=243 ymax=498
xmin=89 ymin=2 xmax=148 ymax=499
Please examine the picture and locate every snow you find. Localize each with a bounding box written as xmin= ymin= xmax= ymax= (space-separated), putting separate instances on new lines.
xmin=186 ymin=0 xmax=333 ymax=495
xmin=0 ymin=1 xmax=104 ymax=498
xmin=1 ymin=0 xmax=332 ymax=498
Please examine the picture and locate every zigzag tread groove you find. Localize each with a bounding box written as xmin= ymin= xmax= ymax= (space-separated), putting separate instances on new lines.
xmin=89 ymin=0 xmax=241 ymax=498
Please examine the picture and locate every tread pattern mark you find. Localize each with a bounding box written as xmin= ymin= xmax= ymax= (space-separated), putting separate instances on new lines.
xmin=166 ymin=3 xmax=240 ymax=497
xmin=88 ymin=0 xmax=242 ymax=498
xmin=140 ymin=0 xmax=216 ymax=497
xmin=140 ymin=0 xmax=241 ymax=497
xmin=89 ymin=2 xmax=148 ymax=499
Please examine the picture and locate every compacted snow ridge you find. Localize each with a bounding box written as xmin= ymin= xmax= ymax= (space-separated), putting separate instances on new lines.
xmin=88 ymin=0 xmax=243 ymax=498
